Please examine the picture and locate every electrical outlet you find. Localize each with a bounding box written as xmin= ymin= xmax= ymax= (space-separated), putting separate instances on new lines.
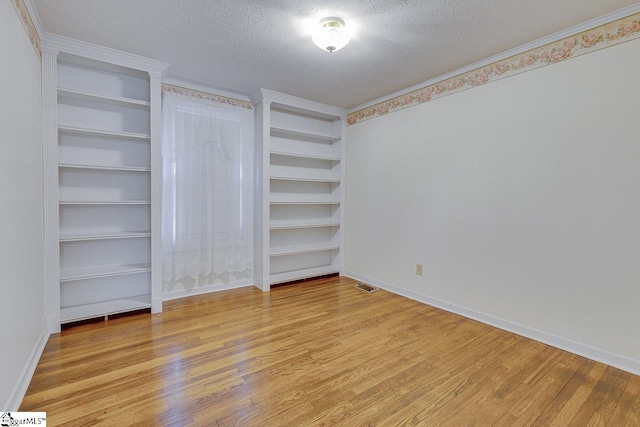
xmin=416 ymin=264 xmax=423 ymax=276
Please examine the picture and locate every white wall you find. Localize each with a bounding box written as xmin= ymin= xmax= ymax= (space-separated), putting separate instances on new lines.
xmin=0 ymin=2 xmax=46 ymax=409
xmin=345 ymin=38 xmax=640 ymax=365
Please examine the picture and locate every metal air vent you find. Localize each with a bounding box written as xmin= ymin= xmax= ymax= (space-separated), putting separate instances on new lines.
xmin=355 ymin=282 xmax=379 ymax=293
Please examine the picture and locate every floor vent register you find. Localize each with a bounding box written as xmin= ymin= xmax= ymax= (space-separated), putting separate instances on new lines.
xmin=355 ymin=282 xmax=379 ymax=293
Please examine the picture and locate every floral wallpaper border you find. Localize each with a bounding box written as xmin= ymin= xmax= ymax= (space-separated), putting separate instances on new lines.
xmin=162 ymin=84 xmax=253 ymax=110
xmin=11 ymin=0 xmax=41 ymax=60
xmin=347 ymin=12 xmax=640 ymax=126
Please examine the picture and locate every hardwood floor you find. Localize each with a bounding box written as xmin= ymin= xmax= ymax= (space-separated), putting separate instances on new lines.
xmin=22 ymin=276 xmax=640 ymax=426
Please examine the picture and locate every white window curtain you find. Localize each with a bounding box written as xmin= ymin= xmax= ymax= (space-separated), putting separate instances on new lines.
xmin=162 ymin=91 xmax=253 ymax=285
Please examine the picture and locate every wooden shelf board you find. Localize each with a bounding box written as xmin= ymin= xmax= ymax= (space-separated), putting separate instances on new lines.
xmin=270 ymin=221 xmax=340 ymax=230
xmin=270 ymin=201 xmax=340 ymax=205
xmin=270 ymin=243 xmax=340 ymax=257
xmin=59 ymin=200 xmax=151 ymax=205
xmin=58 ymin=125 xmax=150 ymax=141
xmin=60 ymin=264 xmax=151 ymax=282
xmin=271 ymin=126 xmax=340 ymax=143
xmin=270 ymin=176 xmax=340 ymax=183
xmin=59 ymin=163 xmax=150 ymax=172
xmin=270 ymin=266 xmax=339 ymax=284
xmin=270 ymin=151 xmax=340 ymax=162
xmin=60 ymin=294 xmax=151 ymax=323
xmin=60 ymin=231 xmax=151 ymax=242
xmin=57 ymin=88 xmax=150 ymax=110
xmin=271 ymin=103 xmax=341 ymax=121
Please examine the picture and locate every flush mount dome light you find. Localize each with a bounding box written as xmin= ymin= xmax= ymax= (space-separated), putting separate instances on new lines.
xmin=312 ymin=17 xmax=351 ymax=53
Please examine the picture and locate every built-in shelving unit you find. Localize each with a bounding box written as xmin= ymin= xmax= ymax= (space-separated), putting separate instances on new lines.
xmin=252 ymin=89 xmax=347 ymax=290
xmin=56 ymin=58 xmax=153 ymax=323
xmin=42 ymin=35 xmax=168 ymax=331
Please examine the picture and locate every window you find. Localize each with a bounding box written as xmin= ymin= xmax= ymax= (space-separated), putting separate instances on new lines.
xmin=161 ymin=91 xmax=253 ymax=283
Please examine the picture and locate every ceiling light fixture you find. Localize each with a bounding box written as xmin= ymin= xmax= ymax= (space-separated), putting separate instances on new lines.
xmin=312 ymin=17 xmax=351 ymax=53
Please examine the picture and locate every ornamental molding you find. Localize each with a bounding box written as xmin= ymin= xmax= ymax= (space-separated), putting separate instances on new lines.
xmin=163 ymin=78 xmax=251 ymax=103
xmin=11 ymin=0 xmax=41 ymax=60
xmin=41 ymin=33 xmax=170 ymax=77
xmin=162 ymin=83 xmax=253 ymax=110
xmin=348 ymin=9 xmax=640 ymax=126
xmin=252 ymin=88 xmax=347 ymax=120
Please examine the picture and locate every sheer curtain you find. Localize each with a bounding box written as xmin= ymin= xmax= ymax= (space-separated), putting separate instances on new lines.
xmin=162 ymin=91 xmax=253 ymax=285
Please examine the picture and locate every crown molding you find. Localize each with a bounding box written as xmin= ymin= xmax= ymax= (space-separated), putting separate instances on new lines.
xmin=11 ymin=0 xmax=42 ymax=59
xmin=249 ymin=89 xmax=266 ymax=106
xmin=41 ymin=33 xmax=170 ymax=77
xmin=163 ymin=77 xmax=251 ymax=102
xmin=253 ymin=88 xmax=347 ymax=119
xmin=349 ymin=3 xmax=640 ymax=114
xmin=40 ymin=43 xmax=59 ymax=55
xmin=22 ymin=0 xmax=43 ymax=37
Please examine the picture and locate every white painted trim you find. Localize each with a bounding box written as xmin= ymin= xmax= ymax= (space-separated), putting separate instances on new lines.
xmin=349 ymin=3 xmax=640 ymax=113
xmin=22 ymin=0 xmax=44 ymax=37
xmin=4 ymin=326 xmax=49 ymax=410
xmin=337 ymin=119 xmax=347 ymax=273
xmin=41 ymin=33 xmax=170 ymax=76
xmin=162 ymin=77 xmax=251 ymax=102
xmin=46 ymin=315 xmax=60 ymax=335
xmin=343 ymin=270 xmax=640 ymax=376
xmin=252 ymin=101 xmax=271 ymax=292
xmin=149 ymin=75 xmax=163 ymax=315
xmin=253 ymin=88 xmax=347 ymax=119
xmin=162 ymin=279 xmax=254 ymax=301
xmin=41 ymin=50 xmax=61 ymax=335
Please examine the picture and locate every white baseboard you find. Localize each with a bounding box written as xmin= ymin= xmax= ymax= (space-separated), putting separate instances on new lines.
xmin=162 ymin=279 xmax=253 ymax=301
xmin=4 ymin=325 xmax=49 ymax=410
xmin=343 ymin=270 xmax=640 ymax=376
xmin=45 ymin=314 xmax=60 ymax=334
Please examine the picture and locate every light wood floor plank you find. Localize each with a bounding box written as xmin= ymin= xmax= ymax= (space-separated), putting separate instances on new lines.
xmin=532 ymin=359 xmax=600 ymax=426
xmin=20 ymin=276 xmax=640 ymax=426
xmin=571 ymin=365 xmax=630 ymax=426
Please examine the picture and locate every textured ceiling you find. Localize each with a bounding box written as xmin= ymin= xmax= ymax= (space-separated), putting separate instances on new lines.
xmin=33 ymin=0 xmax=638 ymax=108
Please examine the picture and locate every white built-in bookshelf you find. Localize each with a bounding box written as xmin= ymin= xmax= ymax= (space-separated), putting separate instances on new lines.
xmin=42 ymin=35 xmax=168 ymax=331
xmin=252 ymin=89 xmax=347 ymax=290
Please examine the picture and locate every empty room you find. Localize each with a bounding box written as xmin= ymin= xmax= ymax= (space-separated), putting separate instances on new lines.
xmin=2 ymin=0 xmax=640 ymax=425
